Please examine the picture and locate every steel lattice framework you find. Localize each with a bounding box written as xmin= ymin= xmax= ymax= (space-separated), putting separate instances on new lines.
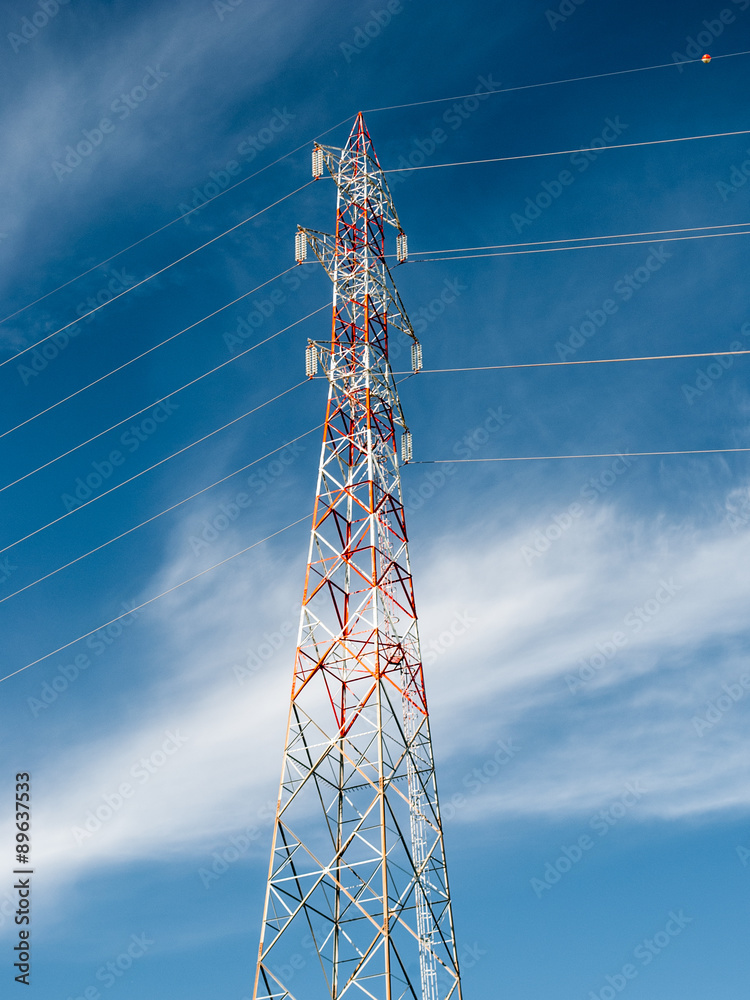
xmin=253 ymin=114 xmax=463 ymax=1000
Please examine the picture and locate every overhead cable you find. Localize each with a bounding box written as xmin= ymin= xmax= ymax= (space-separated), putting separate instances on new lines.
xmin=410 ymin=228 xmax=750 ymax=263
xmin=384 ymin=128 xmax=750 ymax=175
xmin=1 ymin=266 xmax=301 ymax=440
xmin=411 ymin=447 xmax=750 ymax=464
xmin=0 ymin=114 xmax=354 ymax=329
xmin=1 ymin=307 xmax=326 ymax=495
xmin=0 ymin=381 xmax=308 ymax=557
xmin=365 ymin=49 xmax=750 ymax=113
xmin=411 ymin=220 xmax=750 ymax=256
xmin=0 ymin=514 xmax=310 ymax=685
xmin=390 ymin=348 xmax=750 ymax=375
xmin=5 ymin=50 xmax=750 ymax=329
xmin=0 ymin=425 xmax=323 ymax=606
xmin=0 ymin=181 xmax=315 ymax=370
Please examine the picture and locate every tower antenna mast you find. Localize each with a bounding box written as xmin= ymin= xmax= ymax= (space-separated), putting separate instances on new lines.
xmin=253 ymin=113 xmax=463 ymax=1000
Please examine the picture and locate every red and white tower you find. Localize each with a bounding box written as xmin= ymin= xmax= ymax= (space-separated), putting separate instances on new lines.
xmin=253 ymin=113 xmax=463 ymax=1000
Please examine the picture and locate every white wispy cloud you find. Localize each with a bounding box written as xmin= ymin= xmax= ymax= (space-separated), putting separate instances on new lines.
xmin=0 ymin=0 xmax=319 ymax=340
xmin=3 ymin=486 xmax=749 ymax=901
xmin=423 ymin=496 xmax=750 ymax=824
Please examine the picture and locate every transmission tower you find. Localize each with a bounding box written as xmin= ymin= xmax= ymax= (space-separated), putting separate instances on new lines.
xmin=253 ymin=113 xmax=463 ymax=1000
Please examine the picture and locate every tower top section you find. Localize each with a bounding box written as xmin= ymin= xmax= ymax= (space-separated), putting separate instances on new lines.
xmin=297 ymin=113 xmax=416 ymax=363
xmin=312 ymin=112 xmax=406 ymax=241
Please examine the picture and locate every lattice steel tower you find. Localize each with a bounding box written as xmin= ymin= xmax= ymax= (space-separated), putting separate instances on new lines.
xmin=253 ymin=113 xmax=463 ymax=1000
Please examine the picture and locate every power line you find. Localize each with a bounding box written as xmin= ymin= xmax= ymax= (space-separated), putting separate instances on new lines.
xmin=4 ymin=50 xmax=749 ymax=332
xmin=411 ymin=220 xmax=750 ymax=256
xmin=0 ymin=380 xmax=308 ymax=558
xmin=0 ymin=114 xmax=354 ymax=329
xmin=410 ymin=228 xmax=750 ymax=263
xmin=410 ymin=447 xmax=750 ymax=465
xmin=365 ymin=49 xmax=750 ymax=113
xmin=12 ymin=340 xmax=746 ymax=582
xmin=4 ymin=126 xmax=743 ymax=367
xmin=0 ymin=181 xmax=314 ymax=370
xmin=1 ymin=266 xmax=300 ymax=440
xmin=6 ymin=51 xmax=748 ymax=334
xmin=391 ymin=348 xmax=750 ymax=375
xmin=383 ymin=127 xmax=750 ymax=175
xmin=0 ymin=513 xmax=310 ymax=685
xmin=0 ymin=425 xmax=323 ymax=606
xmin=1 ymin=307 xmax=326 ymax=495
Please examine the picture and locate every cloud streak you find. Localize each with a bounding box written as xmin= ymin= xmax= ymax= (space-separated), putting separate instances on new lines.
xmin=3 ymin=485 xmax=748 ymax=904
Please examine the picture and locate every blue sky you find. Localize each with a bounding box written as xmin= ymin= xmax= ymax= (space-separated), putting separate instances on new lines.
xmin=1 ymin=1 xmax=749 ymax=997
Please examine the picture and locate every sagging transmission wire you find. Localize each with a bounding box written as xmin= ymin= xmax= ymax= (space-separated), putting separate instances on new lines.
xmin=0 ymin=306 xmax=327 ymax=496
xmin=5 ymin=47 xmax=750 ymax=335
xmin=7 ymin=48 xmax=750 ymax=334
xmin=0 ymin=379 xmax=308 ymax=558
xmin=0 ymin=114 xmax=355 ymax=329
xmin=4 ymin=438 xmax=750 ymax=684
xmin=409 ymin=447 xmax=750 ymax=465
xmin=0 ymin=424 xmax=323 ymax=606
xmin=388 ymin=347 xmax=750 ymax=376
xmin=407 ymin=228 xmax=750 ymax=263
xmin=405 ymin=220 xmax=750 ymax=257
xmin=364 ymin=48 xmax=750 ymax=113
xmin=0 ymin=181 xmax=315 ymax=371
xmin=0 ymin=266 xmax=301 ymax=441
xmin=381 ymin=127 xmax=750 ymax=176
xmin=0 ymin=513 xmax=311 ymax=685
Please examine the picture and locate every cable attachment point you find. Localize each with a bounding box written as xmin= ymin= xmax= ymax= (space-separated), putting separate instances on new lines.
xmin=312 ymin=146 xmax=324 ymax=179
xmin=396 ymin=231 xmax=408 ymax=263
xmin=401 ymin=430 xmax=413 ymax=464
xmin=411 ymin=341 xmax=422 ymax=373
xmin=295 ymin=229 xmax=307 ymax=263
xmin=305 ymin=342 xmax=318 ymax=378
